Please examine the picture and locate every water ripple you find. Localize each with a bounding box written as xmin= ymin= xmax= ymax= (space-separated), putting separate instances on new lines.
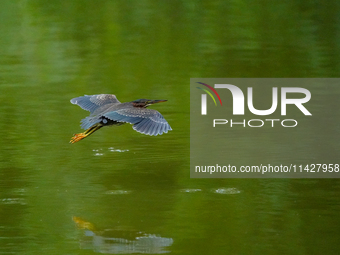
xmin=180 ymin=189 xmax=202 ymax=193
xmin=0 ymin=198 xmax=26 ymax=205
xmin=105 ymin=190 xmax=132 ymax=195
xmin=180 ymin=188 xmax=241 ymax=195
xmin=93 ymin=147 xmax=129 ymax=156
xmin=212 ymin=188 xmax=241 ymax=194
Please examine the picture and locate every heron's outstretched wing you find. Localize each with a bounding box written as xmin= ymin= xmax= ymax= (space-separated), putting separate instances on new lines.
xmin=70 ymin=94 xmax=120 ymax=113
xmin=103 ymin=108 xmax=172 ymax=136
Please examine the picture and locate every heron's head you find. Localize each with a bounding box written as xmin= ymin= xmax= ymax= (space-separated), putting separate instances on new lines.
xmin=132 ymin=99 xmax=167 ymax=108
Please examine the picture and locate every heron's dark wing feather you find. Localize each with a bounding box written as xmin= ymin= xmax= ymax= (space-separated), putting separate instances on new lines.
xmin=103 ymin=108 xmax=172 ymax=136
xmin=70 ymin=94 xmax=120 ymax=113
xmin=80 ymin=116 xmax=102 ymax=130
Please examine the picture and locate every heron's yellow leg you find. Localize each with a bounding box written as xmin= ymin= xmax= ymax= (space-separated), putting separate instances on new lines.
xmin=70 ymin=124 xmax=103 ymax=144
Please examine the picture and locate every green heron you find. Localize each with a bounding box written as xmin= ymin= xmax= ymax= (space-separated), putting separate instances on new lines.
xmin=70 ymin=94 xmax=172 ymax=143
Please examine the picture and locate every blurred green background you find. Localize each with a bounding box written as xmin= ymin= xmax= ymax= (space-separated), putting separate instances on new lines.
xmin=1 ymin=0 xmax=340 ymax=254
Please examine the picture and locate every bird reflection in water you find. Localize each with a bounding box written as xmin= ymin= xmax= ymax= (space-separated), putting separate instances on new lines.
xmin=73 ymin=216 xmax=173 ymax=254
xmin=70 ymin=94 xmax=172 ymax=143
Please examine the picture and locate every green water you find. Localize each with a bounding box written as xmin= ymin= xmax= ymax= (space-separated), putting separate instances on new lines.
xmin=1 ymin=1 xmax=340 ymax=254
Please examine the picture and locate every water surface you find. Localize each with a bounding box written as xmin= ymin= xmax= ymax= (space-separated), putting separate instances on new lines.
xmin=1 ymin=1 xmax=340 ymax=254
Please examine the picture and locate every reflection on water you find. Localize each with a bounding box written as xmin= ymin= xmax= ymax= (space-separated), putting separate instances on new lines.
xmin=73 ymin=217 xmax=173 ymax=254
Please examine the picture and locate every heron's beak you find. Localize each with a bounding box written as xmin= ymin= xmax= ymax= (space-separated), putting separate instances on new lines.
xmin=151 ymin=99 xmax=167 ymax=104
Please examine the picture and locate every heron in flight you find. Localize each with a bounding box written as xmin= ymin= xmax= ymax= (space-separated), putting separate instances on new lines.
xmin=70 ymin=94 xmax=172 ymax=143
